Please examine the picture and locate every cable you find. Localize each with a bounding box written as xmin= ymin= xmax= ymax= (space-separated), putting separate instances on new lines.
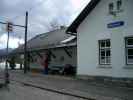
xmin=10 ymin=0 xmax=89 ymax=22
xmin=27 ymin=0 xmax=90 ymax=32
xmin=9 ymin=0 xmax=47 ymax=22
xmin=2 ymin=0 xmax=90 ymax=37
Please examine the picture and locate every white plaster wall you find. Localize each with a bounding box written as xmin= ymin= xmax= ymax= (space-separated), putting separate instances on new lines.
xmin=77 ymin=0 xmax=133 ymax=78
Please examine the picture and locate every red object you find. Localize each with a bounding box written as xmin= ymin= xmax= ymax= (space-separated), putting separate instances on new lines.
xmin=44 ymin=58 xmax=48 ymax=68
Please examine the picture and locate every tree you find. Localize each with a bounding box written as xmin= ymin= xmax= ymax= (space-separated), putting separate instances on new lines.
xmin=49 ymin=18 xmax=60 ymax=30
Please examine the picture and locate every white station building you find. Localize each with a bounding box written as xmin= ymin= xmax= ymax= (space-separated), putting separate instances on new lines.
xmin=67 ymin=0 xmax=133 ymax=79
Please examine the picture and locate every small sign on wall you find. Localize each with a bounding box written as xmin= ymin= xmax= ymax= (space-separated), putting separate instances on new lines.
xmin=107 ymin=21 xmax=124 ymax=28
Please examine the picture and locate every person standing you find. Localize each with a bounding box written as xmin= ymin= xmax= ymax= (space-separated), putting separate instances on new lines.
xmin=44 ymin=54 xmax=49 ymax=75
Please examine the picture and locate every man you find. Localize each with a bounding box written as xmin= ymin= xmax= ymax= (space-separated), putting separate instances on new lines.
xmin=44 ymin=53 xmax=49 ymax=74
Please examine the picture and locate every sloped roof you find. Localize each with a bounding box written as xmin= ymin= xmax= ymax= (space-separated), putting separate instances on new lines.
xmin=66 ymin=0 xmax=101 ymax=33
xmin=13 ymin=27 xmax=76 ymax=53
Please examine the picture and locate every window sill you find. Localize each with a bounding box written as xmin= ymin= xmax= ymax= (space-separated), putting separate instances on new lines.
xmin=123 ymin=65 xmax=133 ymax=69
xmin=97 ymin=65 xmax=112 ymax=69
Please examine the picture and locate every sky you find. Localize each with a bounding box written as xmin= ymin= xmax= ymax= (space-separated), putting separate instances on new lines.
xmin=0 ymin=0 xmax=90 ymax=49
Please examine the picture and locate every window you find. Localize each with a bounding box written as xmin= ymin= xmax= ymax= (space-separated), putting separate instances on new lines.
xmin=125 ymin=37 xmax=133 ymax=64
xmin=109 ymin=3 xmax=114 ymax=14
xmin=99 ymin=39 xmax=111 ymax=65
xmin=117 ymin=0 xmax=122 ymax=11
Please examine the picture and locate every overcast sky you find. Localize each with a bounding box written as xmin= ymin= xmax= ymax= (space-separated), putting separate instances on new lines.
xmin=0 ymin=0 xmax=90 ymax=49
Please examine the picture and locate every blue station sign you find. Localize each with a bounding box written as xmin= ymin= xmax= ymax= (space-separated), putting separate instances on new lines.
xmin=107 ymin=21 xmax=124 ymax=28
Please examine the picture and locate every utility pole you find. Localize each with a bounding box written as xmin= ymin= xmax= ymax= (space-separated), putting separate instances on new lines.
xmin=24 ymin=11 xmax=28 ymax=73
xmin=5 ymin=22 xmax=12 ymax=85
xmin=0 ymin=21 xmax=25 ymax=86
xmin=0 ymin=11 xmax=28 ymax=86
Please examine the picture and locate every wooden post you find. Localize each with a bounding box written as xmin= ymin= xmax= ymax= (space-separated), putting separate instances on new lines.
xmin=5 ymin=29 xmax=10 ymax=85
xmin=24 ymin=12 xmax=28 ymax=73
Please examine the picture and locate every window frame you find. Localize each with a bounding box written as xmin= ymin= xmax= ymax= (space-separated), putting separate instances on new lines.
xmin=109 ymin=2 xmax=114 ymax=14
xmin=125 ymin=37 xmax=133 ymax=65
xmin=117 ymin=0 xmax=122 ymax=11
xmin=98 ymin=39 xmax=111 ymax=65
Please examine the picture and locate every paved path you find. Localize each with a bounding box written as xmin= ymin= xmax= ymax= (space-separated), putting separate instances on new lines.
xmin=0 ymin=69 xmax=5 ymax=84
xmin=0 ymin=81 xmax=85 ymax=100
xmin=7 ymin=70 xmax=133 ymax=100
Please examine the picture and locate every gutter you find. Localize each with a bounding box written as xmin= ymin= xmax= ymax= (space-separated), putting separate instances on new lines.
xmin=66 ymin=31 xmax=77 ymax=36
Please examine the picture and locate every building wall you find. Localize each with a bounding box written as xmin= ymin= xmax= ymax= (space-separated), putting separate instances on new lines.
xmin=49 ymin=47 xmax=77 ymax=67
xmin=30 ymin=46 xmax=77 ymax=70
xmin=77 ymin=0 xmax=133 ymax=78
